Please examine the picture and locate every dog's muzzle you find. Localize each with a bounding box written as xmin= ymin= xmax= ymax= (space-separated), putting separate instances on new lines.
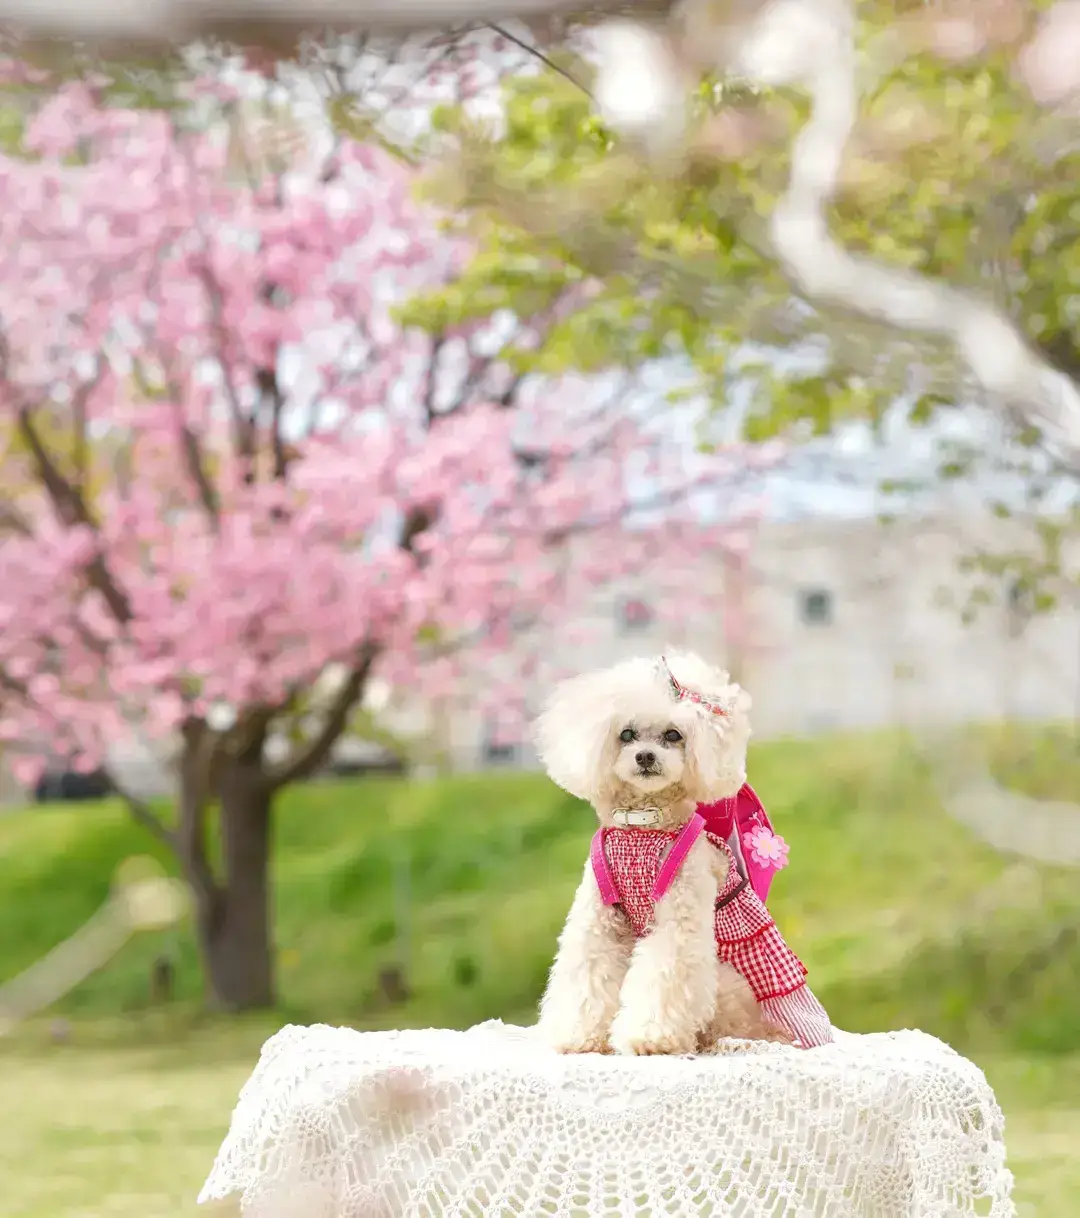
xmin=611 ymin=807 xmax=662 ymax=828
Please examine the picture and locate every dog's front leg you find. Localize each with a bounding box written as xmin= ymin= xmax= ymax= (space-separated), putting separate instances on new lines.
xmin=538 ymin=862 xmax=633 ymax=1054
xmin=610 ymin=838 xmax=720 ymax=1056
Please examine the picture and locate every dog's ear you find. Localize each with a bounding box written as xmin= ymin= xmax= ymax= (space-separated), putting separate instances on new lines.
xmin=533 ymin=671 xmax=619 ymax=802
xmin=683 ymin=683 xmax=752 ymax=801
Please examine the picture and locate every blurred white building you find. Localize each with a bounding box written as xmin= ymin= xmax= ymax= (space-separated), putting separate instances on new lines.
xmin=410 ymin=507 xmax=1080 ymax=771
xmin=390 ymin=401 xmax=1077 ymax=767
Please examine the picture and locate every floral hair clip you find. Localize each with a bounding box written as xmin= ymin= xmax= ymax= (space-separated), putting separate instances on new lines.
xmin=658 ymin=655 xmax=732 ymax=718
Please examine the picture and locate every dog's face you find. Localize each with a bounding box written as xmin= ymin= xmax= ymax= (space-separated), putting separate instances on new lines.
xmin=534 ymin=651 xmax=751 ymax=806
xmin=611 ymin=716 xmax=688 ymax=793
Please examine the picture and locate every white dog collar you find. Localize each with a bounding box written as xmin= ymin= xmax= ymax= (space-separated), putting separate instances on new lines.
xmin=611 ymin=807 xmax=662 ymax=828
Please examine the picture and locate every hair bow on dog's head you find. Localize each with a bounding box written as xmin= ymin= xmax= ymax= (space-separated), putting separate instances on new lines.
xmin=658 ymin=655 xmax=733 ymax=717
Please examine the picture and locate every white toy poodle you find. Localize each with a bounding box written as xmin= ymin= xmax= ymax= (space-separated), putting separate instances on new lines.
xmin=534 ymin=650 xmax=832 ymax=1056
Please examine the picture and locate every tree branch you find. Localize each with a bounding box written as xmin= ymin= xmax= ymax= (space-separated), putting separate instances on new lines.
xmin=400 ymin=503 xmax=438 ymax=557
xmin=1039 ymin=332 xmax=1080 ymax=389
xmin=707 ymin=0 xmax=1080 ymax=463
xmin=134 ymin=363 xmax=224 ymax=535
xmin=228 ymin=705 xmax=275 ymax=767
xmin=496 ymin=371 xmax=525 ymax=408
xmin=0 ymin=501 xmax=32 ymax=537
xmin=421 ymin=335 xmax=445 ymax=429
xmin=192 ymin=265 xmax=255 ymax=473
xmin=15 ymin=408 xmax=133 ymax=624
xmin=7 ymin=0 xmax=663 ymax=50
xmin=0 ymin=667 xmax=29 ymax=700
xmin=255 ymin=365 xmax=292 ymax=481
xmin=180 ymin=423 xmax=222 ymax=526
xmin=71 ymin=363 xmax=100 ymax=496
xmin=121 ymin=790 xmax=177 ymax=850
xmin=266 ymin=642 xmax=380 ymax=790
xmin=176 ymin=719 xmax=225 ymax=919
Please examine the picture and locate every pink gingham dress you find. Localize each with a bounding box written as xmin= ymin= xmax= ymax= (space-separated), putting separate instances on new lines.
xmin=591 ymin=816 xmax=833 ymax=1048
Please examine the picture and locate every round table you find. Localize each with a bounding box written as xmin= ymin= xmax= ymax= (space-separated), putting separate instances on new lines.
xmin=199 ymin=1020 xmax=1016 ymax=1217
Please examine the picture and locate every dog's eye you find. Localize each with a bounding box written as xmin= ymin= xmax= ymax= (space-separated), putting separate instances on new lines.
xmin=619 ymin=728 xmax=636 ymax=743
xmin=663 ymin=729 xmax=683 ymax=744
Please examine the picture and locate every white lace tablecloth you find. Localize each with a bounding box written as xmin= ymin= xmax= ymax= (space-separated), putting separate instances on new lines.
xmin=199 ymin=1021 xmax=1016 ymax=1218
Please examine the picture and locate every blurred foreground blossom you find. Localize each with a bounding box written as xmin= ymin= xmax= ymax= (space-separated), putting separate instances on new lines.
xmin=1018 ymin=0 xmax=1080 ymax=107
xmin=577 ymin=0 xmax=1080 ymax=461
xmin=0 ymin=857 xmax=186 ymax=1034
xmin=590 ymin=21 xmax=688 ymax=157
xmin=0 ymin=0 xmax=625 ymax=45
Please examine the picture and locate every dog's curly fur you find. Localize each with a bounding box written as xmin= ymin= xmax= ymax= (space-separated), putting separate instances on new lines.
xmin=535 ymin=650 xmax=793 ymax=1056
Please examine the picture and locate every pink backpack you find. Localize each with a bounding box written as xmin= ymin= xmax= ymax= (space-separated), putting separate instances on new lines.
xmin=697 ymin=782 xmax=789 ymax=903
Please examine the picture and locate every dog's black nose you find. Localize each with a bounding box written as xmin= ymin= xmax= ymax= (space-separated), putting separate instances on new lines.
xmin=635 ymin=750 xmax=656 ymax=768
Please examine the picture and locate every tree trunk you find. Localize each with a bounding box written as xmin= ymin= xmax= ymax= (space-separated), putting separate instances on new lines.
xmin=167 ymin=659 xmax=375 ymax=1011
xmin=210 ymin=773 xmax=275 ymax=1011
xmin=180 ymin=751 xmax=276 ymax=1012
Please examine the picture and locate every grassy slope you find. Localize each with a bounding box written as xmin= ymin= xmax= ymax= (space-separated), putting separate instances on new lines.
xmin=1 ymin=729 xmax=1079 ymax=1216
xmin=2 ymin=730 xmax=1078 ymax=1045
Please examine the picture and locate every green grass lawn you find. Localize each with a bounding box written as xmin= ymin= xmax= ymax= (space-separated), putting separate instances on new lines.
xmin=1 ymin=727 xmax=1079 ymax=1216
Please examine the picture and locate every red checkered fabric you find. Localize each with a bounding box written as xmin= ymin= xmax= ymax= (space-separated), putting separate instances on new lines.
xmin=599 ymin=828 xmax=673 ymax=938
xmin=710 ymin=834 xmax=808 ymax=1003
xmin=760 ymin=986 xmax=833 ymax=1049
xmin=597 ymin=828 xmax=825 ymax=1044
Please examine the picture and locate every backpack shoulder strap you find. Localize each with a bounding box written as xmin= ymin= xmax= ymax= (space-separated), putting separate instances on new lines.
xmin=651 ymin=813 xmax=706 ymax=902
xmin=590 ymin=828 xmax=620 ymax=906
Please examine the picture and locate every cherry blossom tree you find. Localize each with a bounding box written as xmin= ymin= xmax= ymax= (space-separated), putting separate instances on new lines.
xmin=0 ymin=68 xmax=764 ymax=1009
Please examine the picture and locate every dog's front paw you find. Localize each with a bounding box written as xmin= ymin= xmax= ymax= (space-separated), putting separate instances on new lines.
xmin=613 ymin=1030 xmax=697 ymax=1056
xmin=539 ymin=1021 xmax=613 ymax=1055
xmin=761 ymin=1021 xmax=796 ymax=1046
xmin=610 ymin=1019 xmax=697 ymax=1057
xmin=553 ymin=1036 xmax=613 ymax=1055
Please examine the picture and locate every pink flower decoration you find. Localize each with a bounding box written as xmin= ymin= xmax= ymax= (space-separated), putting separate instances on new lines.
xmin=743 ymin=826 xmax=790 ymax=871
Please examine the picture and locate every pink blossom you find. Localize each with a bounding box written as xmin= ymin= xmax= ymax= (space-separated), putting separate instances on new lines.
xmin=743 ymin=826 xmax=791 ymax=871
xmin=10 ymin=755 xmax=44 ymax=787
xmin=0 ymin=76 xmax=776 ymax=782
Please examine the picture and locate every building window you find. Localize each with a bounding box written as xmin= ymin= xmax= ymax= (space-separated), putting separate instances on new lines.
xmin=803 ymin=711 xmax=838 ymax=734
xmin=481 ymin=719 xmax=519 ymax=767
xmin=482 ymin=739 xmax=518 ymax=766
xmin=1007 ymin=579 xmax=1033 ymax=615
xmin=799 ymin=588 xmax=833 ymax=626
xmin=617 ymin=596 xmax=654 ymax=633
xmin=1005 ymin=578 xmax=1034 ymax=637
